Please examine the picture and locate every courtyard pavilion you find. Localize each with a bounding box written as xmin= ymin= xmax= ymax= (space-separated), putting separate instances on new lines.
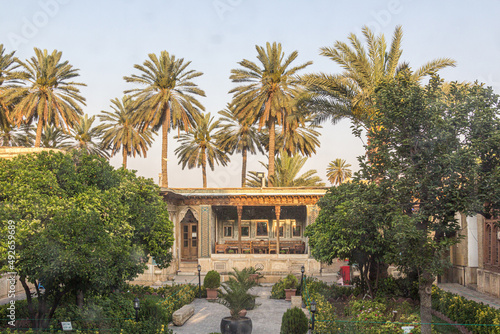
xmin=161 ymin=187 xmax=329 ymax=277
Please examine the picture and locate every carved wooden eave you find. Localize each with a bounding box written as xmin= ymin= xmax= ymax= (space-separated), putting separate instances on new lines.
xmin=161 ymin=187 xmax=328 ymax=207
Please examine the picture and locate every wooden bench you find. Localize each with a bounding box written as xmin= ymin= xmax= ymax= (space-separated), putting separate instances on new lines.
xmin=215 ymin=243 xmax=227 ymax=254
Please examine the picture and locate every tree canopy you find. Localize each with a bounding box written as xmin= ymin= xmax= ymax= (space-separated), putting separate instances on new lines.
xmin=306 ymin=72 xmax=500 ymax=334
xmin=230 ymin=42 xmax=312 ymax=186
xmin=124 ymin=51 xmax=205 ymax=188
xmin=0 ymin=150 xmax=173 ymax=329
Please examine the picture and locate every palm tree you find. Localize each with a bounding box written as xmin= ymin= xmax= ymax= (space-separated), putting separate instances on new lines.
xmin=0 ymin=124 xmax=32 ymax=146
xmin=124 ymin=51 xmax=205 ymax=188
xmin=69 ymin=114 xmax=109 ymax=158
xmin=230 ymin=42 xmax=312 ymax=186
xmin=0 ymin=44 xmax=21 ymax=131
xmin=326 ymin=158 xmax=352 ymax=185
xmin=247 ymin=151 xmax=324 ymax=187
xmin=301 ymin=25 xmax=456 ymax=128
xmin=216 ymin=104 xmax=263 ymax=187
xmin=98 ymin=96 xmax=155 ymax=168
xmin=40 ymin=124 xmax=72 ymax=149
xmin=174 ymin=113 xmax=229 ymax=188
xmin=259 ymin=113 xmax=321 ymax=157
xmin=9 ymin=48 xmax=86 ymax=147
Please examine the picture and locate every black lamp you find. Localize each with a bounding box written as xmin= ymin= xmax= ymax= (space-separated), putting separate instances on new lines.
xmin=300 ymin=265 xmax=305 ymax=287
xmin=133 ymin=297 xmax=140 ymax=322
xmin=310 ymin=300 xmax=316 ymax=331
xmin=300 ymin=265 xmax=306 ymax=307
xmin=197 ymin=264 xmax=202 ymax=298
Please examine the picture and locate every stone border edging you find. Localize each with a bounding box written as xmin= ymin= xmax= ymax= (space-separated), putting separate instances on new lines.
xmin=431 ymin=309 xmax=472 ymax=334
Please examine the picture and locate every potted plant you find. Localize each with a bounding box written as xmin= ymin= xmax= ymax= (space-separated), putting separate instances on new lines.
xmin=246 ymin=266 xmax=263 ymax=283
xmin=204 ymin=270 xmax=220 ymax=300
xmin=283 ymin=274 xmax=298 ymax=301
xmin=218 ymin=268 xmax=259 ymax=334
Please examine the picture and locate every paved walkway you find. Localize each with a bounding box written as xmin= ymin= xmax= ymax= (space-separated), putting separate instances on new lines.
xmin=168 ymin=286 xmax=291 ymax=334
xmin=437 ymin=283 xmax=500 ymax=309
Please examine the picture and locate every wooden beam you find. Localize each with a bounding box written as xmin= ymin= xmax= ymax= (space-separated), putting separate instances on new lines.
xmin=237 ymin=205 xmax=243 ymax=254
xmin=178 ymin=194 xmax=322 ymax=206
xmin=275 ymin=205 xmax=281 ymax=255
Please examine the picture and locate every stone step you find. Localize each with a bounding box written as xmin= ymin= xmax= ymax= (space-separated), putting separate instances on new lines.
xmin=176 ymin=271 xmax=198 ymax=276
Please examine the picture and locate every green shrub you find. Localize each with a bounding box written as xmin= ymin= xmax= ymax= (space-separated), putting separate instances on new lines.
xmin=161 ymin=284 xmax=196 ymax=320
xmin=271 ymin=279 xmax=286 ymax=299
xmin=303 ymin=277 xmax=330 ymax=298
xmin=204 ymin=270 xmax=221 ymax=289
xmin=304 ymin=292 xmax=336 ymax=333
xmin=432 ymin=286 xmax=500 ymax=334
xmin=345 ymin=298 xmax=424 ymax=334
xmin=126 ymin=284 xmax=156 ymax=296
xmin=375 ymin=276 xmax=419 ymax=300
xmin=280 ymin=307 xmax=309 ymax=334
xmin=283 ymin=274 xmax=299 ymax=289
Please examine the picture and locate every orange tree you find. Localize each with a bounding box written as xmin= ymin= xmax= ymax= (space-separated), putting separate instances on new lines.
xmin=0 ymin=151 xmax=173 ymax=330
xmin=361 ymin=72 xmax=497 ymax=334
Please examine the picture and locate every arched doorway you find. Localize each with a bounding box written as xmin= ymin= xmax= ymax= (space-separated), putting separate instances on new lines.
xmin=181 ymin=209 xmax=198 ymax=261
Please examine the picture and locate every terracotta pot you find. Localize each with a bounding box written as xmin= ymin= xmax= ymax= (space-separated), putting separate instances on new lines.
xmin=220 ymin=316 xmax=252 ymax=334
xmin=284 ymin=288 xmax=297 ymax=301
xmin=206 ymin=288 xmax=218 ymax=300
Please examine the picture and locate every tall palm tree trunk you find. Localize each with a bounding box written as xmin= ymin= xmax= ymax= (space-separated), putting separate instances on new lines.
xmin=241 ymin=146 xmax=247 ymax=187
xmin=202 ymin=147 xmax=207 ymax=188
xmin=268 ymin=117 xmax=276 ymax=187
xmin=161 ymin=113 xmax=169 ymax=188
xmin=122 ymin=147 xmax=128 ymax=168
xmin=35 ymin=119 xmax=44 ymax=147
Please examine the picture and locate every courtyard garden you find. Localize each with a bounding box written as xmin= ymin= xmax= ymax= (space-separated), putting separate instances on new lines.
xmin=1 ymin=17 xmax=500 ymax=334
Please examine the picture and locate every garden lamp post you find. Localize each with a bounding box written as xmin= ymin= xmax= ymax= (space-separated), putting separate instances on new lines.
xmin=310 ymin=300 xmax=316 ymax=332
xmin=300 ymin=265 xmax=305 ymax=288
xmin=197 ymin=264 xmax=201 ymax=298
xmin=301 ymin=265 xmax=305 ymax=307
xmin=133 ymin=297 xmax=140 ymax=323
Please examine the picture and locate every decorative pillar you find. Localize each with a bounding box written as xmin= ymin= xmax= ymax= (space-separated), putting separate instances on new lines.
xmin=237 ymin=205 xmax=243 ymax=254
xmin=275 ymin=205 xmax=281 ymax=254
xmin=306 ymin=205 xmax=320 ymax=257
xmin=168 ymin=210 xmax=178 ymax=259
xmin=200 ymin=205 xmax=211 ymax=258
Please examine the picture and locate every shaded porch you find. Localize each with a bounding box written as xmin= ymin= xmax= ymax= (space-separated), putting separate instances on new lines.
xmin=212 ymin=205 xmax=308 ymax=255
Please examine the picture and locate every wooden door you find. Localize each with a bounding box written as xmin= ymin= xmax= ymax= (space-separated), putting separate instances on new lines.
xmin=181 ymin=223 xmax=198 ymax=260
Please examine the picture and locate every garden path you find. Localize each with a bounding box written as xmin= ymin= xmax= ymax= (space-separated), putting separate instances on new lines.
xmin=168 ymin=285 xmax=291 ymax=334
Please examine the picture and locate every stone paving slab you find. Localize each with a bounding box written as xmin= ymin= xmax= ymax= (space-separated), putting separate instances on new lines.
xmin=438 ymin=283 xmax=500 ymax=309
xmin=169 ymin=286 xmax=291 ymax=334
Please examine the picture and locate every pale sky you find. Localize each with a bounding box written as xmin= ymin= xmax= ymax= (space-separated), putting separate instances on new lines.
xmin=1 ymin=0 xmax=499 ymax=188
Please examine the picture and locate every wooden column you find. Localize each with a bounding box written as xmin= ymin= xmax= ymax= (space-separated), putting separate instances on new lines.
xmin=237 ymin=205 xmax=243 ymax=254
xmin=275 ymin=205 xmax=281 ymax=254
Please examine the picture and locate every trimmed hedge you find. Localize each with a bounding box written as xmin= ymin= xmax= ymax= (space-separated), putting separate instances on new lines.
xmin=432 ymin=286 xmax=500 ymax=334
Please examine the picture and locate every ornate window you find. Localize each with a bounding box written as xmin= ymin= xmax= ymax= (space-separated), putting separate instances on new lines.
xmin=256 ymin=220 xmax=269 ymax=237
xmin=224 ymin=224 xmax=233 ymax=238
xmin=484 ymin=218 xmax=500 ymax=272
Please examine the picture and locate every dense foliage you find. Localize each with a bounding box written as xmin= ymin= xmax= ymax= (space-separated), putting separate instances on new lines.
xmin=432 ymin=286 xmax=500 ymax=334
xmin=0 ymin=151 xmax=174 ymax=329
xmin=0 ymin=283 xmax=199 ymax=333
xmin=306 ymin=181 xmax=394 ymax=295
xmin=307 ymin=72 xmax=500 ymax=333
